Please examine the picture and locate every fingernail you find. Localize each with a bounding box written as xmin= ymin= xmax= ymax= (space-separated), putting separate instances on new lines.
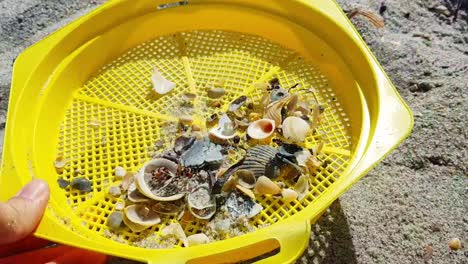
xmin=16 ymin=180 xmax=49 ymax=200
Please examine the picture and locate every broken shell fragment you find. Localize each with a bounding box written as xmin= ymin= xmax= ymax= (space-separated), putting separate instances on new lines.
xmin=247 ymin=119 xmax=276 ymax=141
xmin=235 ymin=169 xmax=256 ymax=189
xmin=108 ymin=186 xmax=122 ymax=197
xmin=236 ymin=185 xmax=256 ymax=199
xmin=121 ymin=172 xmax=135 ymax=191
xmin=124 ymin=204 xmax=161 ymax=227
xmin=186 ymin=233 xmax=210 ymax=247
xmin=135 ymin=158 xmax=185 ymax=201
xmin=294 ymin=175 xmax=309 ymax=201
xmin=254 ymin=176 xmax=281 ymax=195
xmin=209 ymin=114 xmax=236 ymax=141
xmin=115 ymin=201 xmax=125 ymax=211
xmin=151 ymin=199 xmax=185 ymax=216
xmin=228 ymin=96 xmax=247 ymax=112
xmin=127 ymin=180 xmax=150 ymax=203
xmin=54 ymin=156 xmax=67 ymax=173
xmin=107 ymin=211 xmax=123 ymax=230
xmin=122 ymin=213 xmax=149 ymax=232
xmin=282 ymin=116 xmax=311 ymax=143
xmin=234 ymin=119 xmax=249 ymax=130
xmin=281 ymin=189 xmax=298 ymax=203
xmin=207 ymin=88 xmax=226 ymax=99
xmin=115 ymin=166 xmax=126 ymax=179
xmin=264 ymin=96 xmax=290 ymax=126
xmin=294 ymin=149 xmax=312 ymax=167
xmin=151 ymin=67 xmax=176 ymax=95
xmin=70 ymin=177 xmax=92 ymax=193
xmin=57 ymin=178 xmax=70 ymax=189
xmin=161 ymin=223 xmax=188 ymax=247
xmin=286 ymin=94 xmax=299 ymax=112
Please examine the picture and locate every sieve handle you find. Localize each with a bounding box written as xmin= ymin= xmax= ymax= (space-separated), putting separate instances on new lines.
xmin=147 ymin=219 xmax=311 ymax=264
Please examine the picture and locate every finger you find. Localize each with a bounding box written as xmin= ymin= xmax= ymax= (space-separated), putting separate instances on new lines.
xmin=0 ymin=179 xmax=50 ymax=245
xmin=0 ymin=236 xmax=52 ymax=258
xmin=0 ymin=245 xmax=108 ymax=264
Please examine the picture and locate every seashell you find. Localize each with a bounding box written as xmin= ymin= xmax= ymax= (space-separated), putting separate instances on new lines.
xmin=151 ymin=67 xmax=175 ymax=95
xmin=209 ymin=114 xmax=236 ymax=141
xmin=151 ymin=199 xmax=185 ymax=216
xmin=286 ymin=94 xmax=299 ymax=112
xmin=254 ymin=176 xmax=281 ymax=195
xmin=186 ymin=233 xmax=210 ymax=247
xmin=246 ymin=203 xmax=263 ymax=218
xmin=187 ymin=185 xmax=216 ymax=219
xmin=54 ymin=156 xmax=67 ymax=173
xmin=221 ymin=175 xmax=238 ymax=192
xmin=122 ymin=214 xmax=148 ymax=232
xmin=70 ymin=177 xmax=92 ymax=193
xmin=228 ymin=96 xmax=247 ymax=112
xmin=206 ymin=113 xmax=219 ymax=127
xmin=182 ymin=92 xmax=197 ymax=101
xmin=114 ymin=166 xmax=126 ymax=179
xmin=247 ymin=119 xmax=276 ymax=141
xmin=233 ymin=109 xmax=247 ymax=120
xmin=234 ymin=119 xmax=249 ymax=130
xmin=115 ymin=201 xmax=125 ymax=211
xmin=161 ymin=223 xmax=188 ymax=247
xmin=295 ymin=149 xmax=312 ymax=167
xmin=281 ymin=189 xmax=298 ymax=203
xmin=260 ymin=93 xmax=271 ymax=110
xmin=207 ymin=88 xmax=226 ymax=99
xmin=107 ymin=211 xmax=123 ymax=230
xmin=124 ymin=204 xmax=161 ymax=227
xmin=236 ymin=184 xmax=256 ymax=199
xmin=237 ymin=145 xmax=278 ymax=178
xmin=235 ymin=169 xmax=256 ymax=189
xmin=121 ymin=172 xmax=135 ymax=191
xmin=294 ymin=174 xmax=309 ymax=201
xmin=270 ymin=88 xmax=289 ymax=102
xmin=135 ymin=159 xmax=186 ymax=201
xmin=305 ymin=155 xmax=322 ymax=174
xmin=296 ymin=101 xmax=311 ymax=116
xmin=108 ymin=186 xmax=121 ymax=197
xmin=264 ymin=96 xmax=290 ymax=126
xmin=282 ymin=116 xmax=310 ymax=143
xmin=174 ymin=135 xmax=196 ymax=155
xmin=249 ymin=112 xmax=262 ymax=121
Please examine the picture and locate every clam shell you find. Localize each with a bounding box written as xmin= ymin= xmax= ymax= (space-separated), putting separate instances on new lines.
xmin=186 ymin=233 xmax=210 ymax=246
xmin=187 ymin=185 xmax=216 ymax=219
xmin=135 ymin=159 xmax=185 ymax=201
xmin=254 ymin=176 xmax=281 ymax=195
xmin=209 ymin=114 xmax=236 ymax=140
xmin=247 ymin=119 xmax=276 ymax=140
xmin=127 ymin=180 xmax=150 ymax=203
xmin=151 ymin=199 xmax=185 ymax=216
xmin=236 ymin=184 xmax=256 ymax=199
xmin=282 ymin=116 xmax=310 ymax=143
xmin=281 ymin=189 xmax=298 ymax=203
xmin=294 ymin=174 xmax=309 ymax=201
xmin=264 ymin=96 xmax=290 ymax=126
xmin=122 ymin=213 xmax=148 ymax=232
xmin=124 ymin=204 xmax=161 ymax=227
xmin=237 ymin=145 xmax=278 ymax=178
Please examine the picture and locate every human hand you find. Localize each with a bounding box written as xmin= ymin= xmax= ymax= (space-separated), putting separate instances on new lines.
xmin=0 ymin=180 xmax=108 ymax=264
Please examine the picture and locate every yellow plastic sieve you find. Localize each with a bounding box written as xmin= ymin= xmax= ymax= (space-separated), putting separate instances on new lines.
xmin=0 ymin=0 xmax=412 ymax=263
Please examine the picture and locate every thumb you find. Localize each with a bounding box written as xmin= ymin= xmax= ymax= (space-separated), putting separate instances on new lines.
xmin=0 ymin=179 xmax=50 ymax=245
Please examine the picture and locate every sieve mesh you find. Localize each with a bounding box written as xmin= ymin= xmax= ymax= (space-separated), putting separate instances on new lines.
xmin=56 ymin=30 xmax=351 ymax=248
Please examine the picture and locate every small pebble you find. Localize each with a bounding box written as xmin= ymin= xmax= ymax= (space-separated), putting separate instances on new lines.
xmin=107 ymin=211 xmax=123 ymax=230
xmin=70 ymin=177 xmax=92 ymax=193
xmin=191 ymin=124 xmax=201 ymax=131
xmin=57 ymin=178 xmax=70 ymax=189
xmin=179 ymin=115 xmax=194 ymax=125
xmin=207 ymin=88 xmax=226 ymax=99
xmin=108 ymin=186 xmax=122 ymax=197
xmin=448 ymin=238 xmax=462 ymax=251
xmin=114 ymin=166 xmax=126 ymax=179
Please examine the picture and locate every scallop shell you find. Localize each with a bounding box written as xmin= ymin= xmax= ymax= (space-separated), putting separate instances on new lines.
xmin=282 ymin=116 xmax=311 ymax=143
xmin=254 ymin=176 xmax=281 ymax=195
xmin=237 ymin=145 xmax=278 ymax=178
xmin=135 ymin=159 xmax=186 ymax=201
xmin=247 ymin=119 xmax=276 ymax=141
xmin=294 ymin=174 xmax=309 ymax=201
xmin=124 ymin=204 xmax=161 ymax=227
xmin=187 ymin=185 xmax=216 ymax=219
xmin=186 ymin=233 xmax=210 ymax=247
xmin=264 ymin=96 xmax=290 ymax=126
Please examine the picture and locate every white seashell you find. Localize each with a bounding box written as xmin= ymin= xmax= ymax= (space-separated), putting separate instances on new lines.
xmin=209 ymin=114 xmax=236 ymax=140
xmin=108 ymin=186 xmax=122 ymax=197
xmin=122 ymin=213 xmax=149 ymax=232
xmin=282 ymin=116 xmax=311 ymax=143
xmin=294 ymin=149 xmax=312 ymax=167
xmin=281 ymin=189 xmax=298 ymax=203
xmin=151 ymin=67 xmax=176 ymax=95
xmin=254 ymin=176 xmax=281 ymax=195
xmin=127 ymin=181 xmax=150 ymax=203
xmin=187 ymin=185 xmax=216 ymax=219
xmin=186 ymin=233 xmax=210 ymax=247
xmin=114 ymin=166 xmax=126 ymax=179
xmin=246 ymin=203 xmax=263 ymax=218
xmin=247 ymin=119 xmax=276 ymax=140
xmin=294 ymin=175 xmax=309 ymax=201
xmin=161 ymin=223 xmax=188 ymax=247
xmin=135 ymin=159 xmax=185 ymax=201
xmin=124 ymin=204 xmax=161 ymax=227
xmin=115 ymin=201 xmax=125 ymax=211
